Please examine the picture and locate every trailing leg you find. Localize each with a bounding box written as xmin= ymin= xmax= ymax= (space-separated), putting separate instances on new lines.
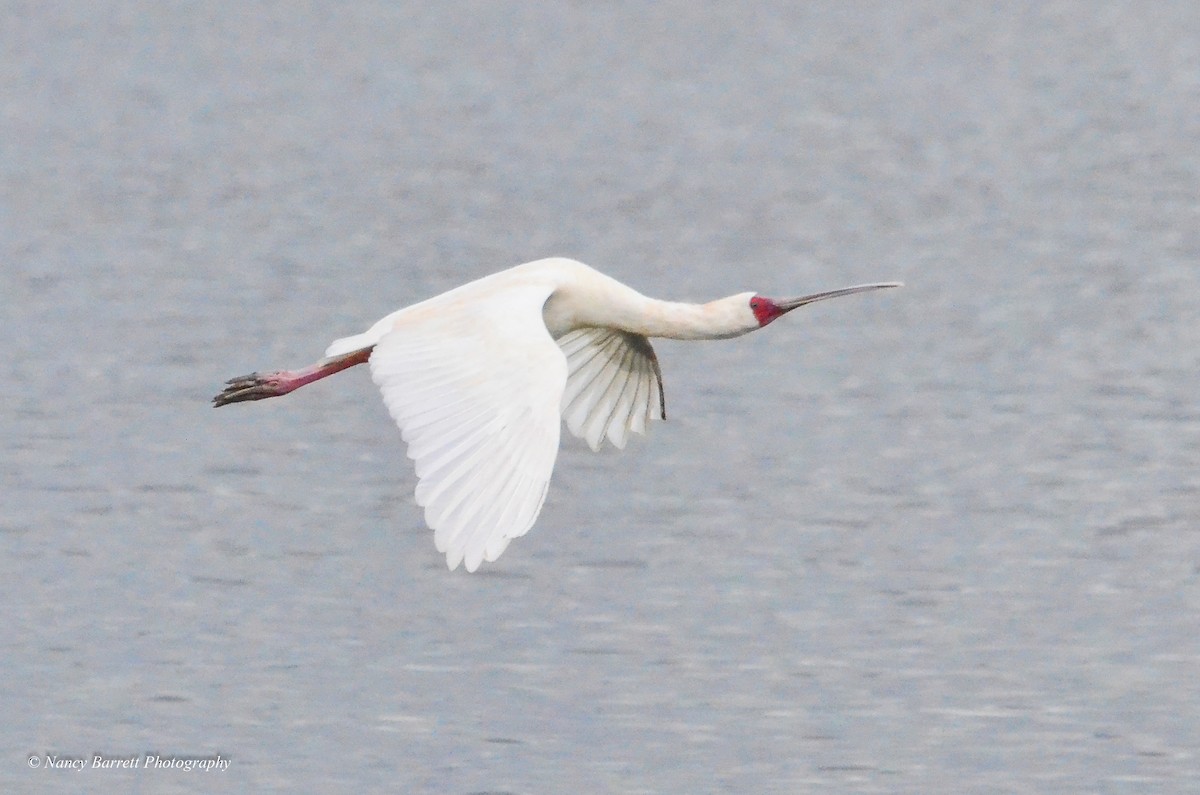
xmin=212 ymin=347 xmax=372 ymax=407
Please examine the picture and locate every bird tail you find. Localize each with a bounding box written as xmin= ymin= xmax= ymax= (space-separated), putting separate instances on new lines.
xmin=325 ymin=332 xmax=376 ymax=358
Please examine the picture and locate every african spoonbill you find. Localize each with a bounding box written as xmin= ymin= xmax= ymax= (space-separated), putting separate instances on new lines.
xmin=213 ymin=257 xmax=900 ymax=571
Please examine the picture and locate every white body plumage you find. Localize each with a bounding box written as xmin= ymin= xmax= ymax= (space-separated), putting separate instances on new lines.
xmin=328 ymin=258 xmax=761 ymax=572
xmin=214 ymin=257 xmax=900 ymax=572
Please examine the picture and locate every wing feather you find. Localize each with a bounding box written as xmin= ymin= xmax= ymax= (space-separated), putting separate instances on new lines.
xmin=582 ymin=344 xmax=635 ymax=449
xmin=561 ymin=333 xmax=622 ymax=419
xmin=556 ymin=328 xmax=665 ymax=451
xmin=369 ymin=283 xmax=566 ymax=571
xmin=604 ymin=347 xmax=642 ymax=448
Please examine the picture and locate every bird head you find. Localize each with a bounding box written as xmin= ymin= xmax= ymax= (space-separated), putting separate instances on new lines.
xmin=749 ymin=282 xmax=903 ymax=328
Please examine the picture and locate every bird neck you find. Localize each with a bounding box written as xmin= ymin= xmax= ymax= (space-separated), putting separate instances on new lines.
xmin=545 ymin=283 xmax=756 ymax=341
xmin=536 ymin=260 xmax=759 ymax=341
xmin=625 ymin=297 xmax=755 ymax=340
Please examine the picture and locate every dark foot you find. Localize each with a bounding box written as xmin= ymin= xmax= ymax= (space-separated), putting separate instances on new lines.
xmin=212 ymin=372 xmax=290 ymax=407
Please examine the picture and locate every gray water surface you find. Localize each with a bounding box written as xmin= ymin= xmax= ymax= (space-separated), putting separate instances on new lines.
xmin=4 ymin=3 xmax=1200 ymax=793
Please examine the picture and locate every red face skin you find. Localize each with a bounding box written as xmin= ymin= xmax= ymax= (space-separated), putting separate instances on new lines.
xmin=749 ymin=295 xmax=784 ymax=327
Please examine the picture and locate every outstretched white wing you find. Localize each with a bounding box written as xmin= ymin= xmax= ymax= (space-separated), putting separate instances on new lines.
xmin=368 ymin=284 xmax=567 ymax=572
xmin=557 ymin=328 xmax=665 ymax=452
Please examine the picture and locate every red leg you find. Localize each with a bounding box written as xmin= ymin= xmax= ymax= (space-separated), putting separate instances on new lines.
xmin=212 ymin=347 xmax=372 ymax=407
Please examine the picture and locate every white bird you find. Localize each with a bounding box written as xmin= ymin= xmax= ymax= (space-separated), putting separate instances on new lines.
xmin=214 ymin=257 xmax=900 ymax=572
